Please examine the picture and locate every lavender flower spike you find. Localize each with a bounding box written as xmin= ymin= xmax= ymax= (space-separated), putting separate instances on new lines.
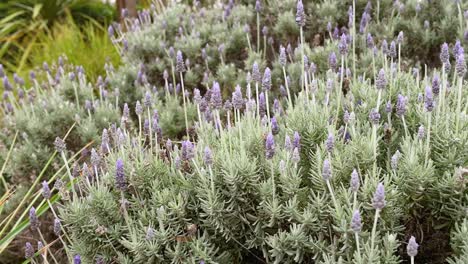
xmin=181 ymin=140 xmax=195 ymax=161
xmin=325 ymin=132 xmax=334 ymax=153
xmin=265 ymin=133 xmax=275 ymax=159
xmin=232 ymin=85 xmax=244 ymax=110
xmin=204 ymin=146 xmax=213 ymax=166
xmin=279 ymin=46 xmax=287 ymax=67
xmin=54 ymin=218 xmax=61 ymax=236
xmin=350 ymin=210 xmax=362 ymax=232
xmin=211 ymin=82 xmax=222 ymax=109
xmin=25 ymin=242 xmax=34 ymax=259
xmin=396 ymin=94 xmax=407 ymax=117
xmin=42 ymin=181 xmax=51 ymax=199
xmin=295 ymin=0 xmax=306 ymax=27
xmin=115 ymin=158 xmax=127 ymax=191
xmin=339 ymin=33 xmax=348 ymax=55
xmin=262 ymin=67 xmax=271 ymax=91
xmin=407 ymin=236 xmax=419 ymax=257
xmin=350 ymin=169 xmax=360 ymax=192
xmin=424 ymin=86 xmax=434 ymax=112
xmin=29 ymin=207 xmax=40 ymax=230
xmin=292 ymin=147 xmax=300 ymax=163
xmin=74 ymin=255 xmax=82 ymax=264
xmin=440 ymin=43 xmax=450 ymax=64
xmin=372 ymin=182 xmax=386 ymax=210
xmin=376 ymin=69 xmax=387 ymax=90
xmin=252 ymin=62 xmax=261 ymax=83
xmin=369 ymin=108 xmax=381 ymax=125
xmin=322 ymin=159 xmax=332 ymax=181
xmin=175 ymin=50 xmax=186 ymax=73
xmin=54 ymin=137 xmax=66 ymax=153
xmin=456 ymin=53 xmax=466 ymax=78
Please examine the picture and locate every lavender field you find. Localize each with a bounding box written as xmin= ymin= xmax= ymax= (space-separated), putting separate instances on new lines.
xmin=0 ymin=0 xmax=467 ymax=263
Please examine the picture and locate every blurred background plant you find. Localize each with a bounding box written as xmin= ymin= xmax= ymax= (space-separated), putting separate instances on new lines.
xmin=0 ymin=0 xmax=116 ymax=74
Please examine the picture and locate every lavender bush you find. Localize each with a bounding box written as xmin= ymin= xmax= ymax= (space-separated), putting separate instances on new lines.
xmin=0 ymin=0 xmax=467 ymax=263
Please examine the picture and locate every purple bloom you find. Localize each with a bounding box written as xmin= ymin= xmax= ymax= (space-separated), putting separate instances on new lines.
xmin=211 ymin=82 xmax=222 ymax=109
xmin=339 ymin=34 xmax=349 ymax=55
xmin=322 ymin=159 xmax=331 ymax=181
xmin=29 ymin=207 xmax=40 ymax=230
xmin=381 ymin=40 xmax=388 ymax=55
xmin=144 ymin=91 xmax=152 ymax=108
xmin=369 ymin=108 xmax=381 ymax=124
xmin=54 ymin=218 xmax=61 ymax=236
xmin=432 ymin=74 xmax=440 ymax=95
xmin=372 ymin=182 xmax=386 ymax=210
xmin=279 ymin=46 xmax=287 ymax=67
xmin=252 ymin=62 xmax=261 ymax=83
xmin=385 ymin=100 xmax=393 ymax=114
xmin=135 ymin=100 xmax=143 ymax=116
xmin=389 ymin=41 xmax=397 ymax=58
xmin=292 ymin=147 xmax=300 ymax=163
xmin=285 ymin=135 xmax=292 ymax=151
xmin=42 ymin=181 xmax=51 ymax=199
xmin=181 ymin=140 xmax=195 ymax=161
xmin=232 ymin=85 xmax=243 ymax=110
xmin=407 ymin=236 xmax=419 ymax=257
xmin=293 ymin=131 xmax=301 ymax=151
xmin=440 ymin=43 xmax=450 ymax=64
xmin=262 ymin=67 xmax=271 ymax=91
xmin=424 ymin=86 xmax=434 ymax=112
xmin=54 ymin=137 xmax=66 ymax=153
xmin=2 ymin=76 xmax=12 ymax=91
xmin=350 ymin=210 xmax=362 ymax=233
xmin=115 ymin=158 xmax=127 ymax=191
xmin=176 ymin=50 xmax=186 ymax=73
xmin=271 ymin=117 xmax=279 ymax=135
xmin=108 ymin=25 xmax=114 ymax=38
xmin=259 ymin=92 xmax=266 ymax=117
xmin=329 ymin=52 xmax=337 ymax=71
xmin=396 ymin=94 xmax=408 ymax=117
xmin=376 ymin=69 xmax=387 ymax=90
xmin=74 ymin=255 xmax=82 ymax=264
xmin=255 ymin=0 xmax=261 ymax=12
xmin=367 ymin=33 xmax=374 ymax=48
xmin=194 ymin=88 xmax=202 ymax=104
xmin=325 ymin=132 xmax=334 ymax=153
xmin=295 ymin=0 xmax=306 ymax=27
xmin=350 ymin=169 xmax=360 ymax=192
xmin=397 ymin=31 xmax=404 ymax=44
xmin=418 ymin=125 xmax=425 ymax=140
xmin=204 ymin=146 xmax=213 ymax=166
xmin=453 ymin=40 xmax=462 ymax=57
xmin=456 ymin=53 xmax=466 ymax=77
xmin=265 ymin=133 xmax=275 ymax=159
xmin=25 ymin=242 xmax=34 ymax=258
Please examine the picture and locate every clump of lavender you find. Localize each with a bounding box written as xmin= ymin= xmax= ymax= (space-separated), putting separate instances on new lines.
xmin=265 ymin=133 xmax=275 ymax=159
xmin=396 ymin=94 xmax=407 ymax=117
xmin=339 ymin=33 xmax=349 ymax=55
xmin=232 ymin=85 xmax=243 ymax=110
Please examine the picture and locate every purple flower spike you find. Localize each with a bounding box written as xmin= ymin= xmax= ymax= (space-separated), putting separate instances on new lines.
xmin=255 ymin=0 xmax=261 ymax=12
xmin=176 ymin=50 xmax=186 ymax=73
xmin=381 ymin=40 xmax=388 ymax=55
xmin=271 ymin=117 xmax=279 ymax=135
xmin=29 ymin=207 xmax=40 ymax=230
xmin=385 ymin=100 xmax=393 ymax=114
xmin=295 ymin=0 xmax=306 ymax=27
xmin=54 ymin=218 xmax=61 ymax=236
xmin=367 ymin=33 xmax=374 ymax=48
xmin=25 ymin=242 xmax=34 ymax=259
xmin=396 ymin=94 xmax=407 ymax=117
xmin=279 ymin=46 xmax=287 ymax=67
xmin=453 ymin=40 xmax=462 ymax=57
xmin=3 ymin=76 xmax=12 ymax=91
xmin=329 ymin=52 xmax=337 ymax=71
xmin=456 ymin=53 xmax=466 ymax=77
xmin=204 ymin=146 xmax=213 ymax=166
xmin=211 ymin=82 xmax=222 ymax=109
xmin=350 ymin=169 xmax=360 ymax=192
xmin=144 ymin=91 xmax=152 ymax=108
xmin=293 ymin=131 xmax=301 ymax=151
xmin=135 ymin=100 xmax=143 ymax=116
xmin=232 ymin=85 xmax=244 ymax=110
xmin=407 ymin=236 xmax=419 ymax=257
xmin=389 ymin=41 xmax=397 ymax=58
xmin=391 ymin=150 xmax=401 ymax=170
xmin=262 ymin=67 xmax=271 ymax=91
xmin=424 ymin=86 xmax=434 ymax=112
xmin=376 ymin=69 xmax=387 ymax=90
xmin=322 ymin=159 xmax=332 ymax=181
xmin=74 ymin=255 xmax=82 ymax=264
xmin=108 ymin=25 xmax=114 ymax=38
xmin=292 ymin=147 xmax=300 ymax=163
xmin=397 ymin=31 xmax=404 ymax=44
xmin=115 ymin=158 xmax=127 ymax=191
xmin=252 ymin=62 xmax=261 ymax=83
xmin=440 ymin=43 xmax=450 ymax=64
xmin=372 ymin=182 xmax=386 ymax=210
xmin=181 ymin=140 xmax=195 ymax=161
xmin=259 ymin=92 xmax=266 ymax=117
xmin=285 ymin=135 xmax=292 ymax=151
xmin=350 ymin=210 xmax=362 ymax=233
xmin=339 ymin=34 xmax=348 ymax=55
xmin=418 ymin=125 xmax=425 ymax=140
xmin=42 ymin=181 xmax=51 ymax=199
xmin=265 ymin=133 xmax=275 ymax=159
xmin=54 ymin=137 xmax=66 ymax=153
xmin=369 ymin=108 xmax=381 ymax=125
xmin=325 ymin=132 xmax=334 ymax=153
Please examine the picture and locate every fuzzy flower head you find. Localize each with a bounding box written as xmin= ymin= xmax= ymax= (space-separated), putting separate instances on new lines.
xmin=329 ymin=52 xmax=337 ymax=71
xmin=54 ymin=218 xmax=61 ymax=236
xmin=291 ymin=147 xmax=300 ymax=164
xmin=265 ymin=133 xmax=275 ymax=159
xmin=339 ymin=33 xmax=349 ymax=55
xmin=211 ymin=82 xmax=222 ymax=109
xmin=293 ymin=131 xmax=301 ymax=151
xmin=376 ymin=69 xmax=387 ymax=90
xmin=54 ymin=137 xmax=66 ymax=153
xmin=175 ymin=50 xmax=186 ymax=73
xmin=385 ymin=100 xmax=393 ymax=114
xmin=325 ymin=132 xmax=334 ymax=153
xmin=25 ymin=242 xmax=34 ymax=259
xmin=42 ymin=181 xmax=51 ymax=199
xmin=407 ymin=236 xmax=419 ymax=257
xmin=322 ymin=159 xmax=332 ymax=181
xmin=74 ymin=255 xmax=81 ymax=264
xmin=397 ymin=31 xmax=404 ymax=44
xmin=396 ymin=94 xmax=408 ymax=117
xmin=456 ymin=53 xmax=466 ymax=77
xmin=432 ymin=74 xmax=440 ymax=95
xmin=295 ymin=0 xmax=306 ymax=27
xmin=204 ymin=146 xmax=213 ymax=166
xmin=391 ymin=150 xmax=401 ymax=170
xmin=252 ymin=62 xmax=261 ymax=83
xmin=232 ymin=85 xmax=244 ymax=110
xmin=181 ymin=140 xmax=195 ymax=161
xmin=389 ymin=41 xmax=397 ymax=58
xmin=255 ymin=0 xmax=261 ymax=12
xmin=271 ymin=117 xmax=280 ymax=135
xmin=367 ymin=33 xmax=374 ymax=48
xmin=350 ymin=169 xmax=360 ymax=192
xmin=440 ymin=43 xmax=450 ymax=64
xmin=262 ymin=67 xmax=271 ymax=91
xmin=418 ymin=125 xmax=425 ymax=140
xmin=350 ymin=210 xmax=362 ymax=233
xmin=29 ymin=207 xmax=40 ymax=230
xmin=115 ymin=158 xmax=127 ymax=191
xmin=279 ymin=46 xmax=287 ymax=67
xmin=424 ymin=86 xmax=434 ymax=112
xmin=372 ymin=182 xmax=386 ymax=210
xmin=369 ymin=108 xmax=381 ymax=125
